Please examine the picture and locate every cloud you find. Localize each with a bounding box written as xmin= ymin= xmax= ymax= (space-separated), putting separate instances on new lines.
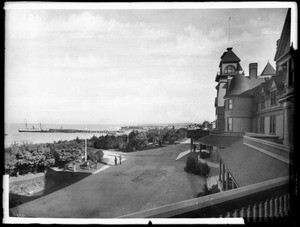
xmin=7 ymin=10 xmax=171 ymax=41
xmin=260 ymin=28 xmax=280 ymax=36
xmin=41 ymin=54 xmax=112 ymax=68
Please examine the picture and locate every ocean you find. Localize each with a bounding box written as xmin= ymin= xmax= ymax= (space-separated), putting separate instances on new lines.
xmin=4 ymin=123 xmax=122 ymax=147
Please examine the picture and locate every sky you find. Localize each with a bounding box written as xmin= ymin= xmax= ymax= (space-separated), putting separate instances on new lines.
xmin=5 ymin=3 xmax=289 ymax=126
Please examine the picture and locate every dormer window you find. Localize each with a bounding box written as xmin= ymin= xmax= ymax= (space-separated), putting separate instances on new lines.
xmin=228 ymin=99 xmax=233 ymax=109
xmin=224 ymin=65 xmax=236 ymax=74
xmin=270 ymin=90 xmax=276 ymax=106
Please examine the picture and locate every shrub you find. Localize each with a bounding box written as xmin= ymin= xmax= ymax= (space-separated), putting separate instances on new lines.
xmin=200 ymin=151 xmax=210 ymax=159
xmin=197 ymin=184 xmax=220 ymax=197
xmin=184 ymin=156 xmax=198 ymax=173
xmin=127 ymin=131 xmax=149 ymax=151
xmin=87 ymin=148 xmax=104 ymax=162
xmin=184 ymin=156 xmax=210 ymax=177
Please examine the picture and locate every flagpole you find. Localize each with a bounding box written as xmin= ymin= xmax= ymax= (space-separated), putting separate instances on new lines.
xmin=85 ymin=127 xmax=87 ymax=162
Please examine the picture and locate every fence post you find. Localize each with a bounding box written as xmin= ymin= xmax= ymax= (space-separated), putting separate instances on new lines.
xmin=3 ymin=175 xmax=10 ymax=223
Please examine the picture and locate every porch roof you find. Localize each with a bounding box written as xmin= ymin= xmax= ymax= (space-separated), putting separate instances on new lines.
xmin=218 ymin=139 xmax=289 ymax=187
xmin=196 ymin=134 xmax=242 ymax=147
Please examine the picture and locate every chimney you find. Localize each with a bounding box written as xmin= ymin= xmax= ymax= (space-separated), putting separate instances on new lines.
xmin=249 ymin=63 xmax=258 ymax=79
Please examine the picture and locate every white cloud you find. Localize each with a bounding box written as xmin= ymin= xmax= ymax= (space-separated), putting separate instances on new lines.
xmin=260 ymin=28 xmax=280 ymax=36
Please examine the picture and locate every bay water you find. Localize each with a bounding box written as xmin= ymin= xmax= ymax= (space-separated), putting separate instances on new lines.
xmin=5 ymin=123 xmax=122 ymax=147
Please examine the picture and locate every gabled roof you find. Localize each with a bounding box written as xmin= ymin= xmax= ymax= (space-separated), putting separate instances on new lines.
xmin=260 ymin=62 xmax=276 ymax=76
xmin=219 ymin=47 xmax=241 ymax=67
xmin=274 ymin=9 xmax=291 ymax=61
xmin=224 ymin=74 xmax=265 ymax=98
xmin=261 ymin=79 xmax=273 ymax=94
xmin=218 ymin=139 xmax=289 ymax=187
xmin=249 ymin=74 xmax=286 ymax=100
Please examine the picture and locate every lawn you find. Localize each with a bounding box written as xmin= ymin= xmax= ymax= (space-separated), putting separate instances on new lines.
xmin=10 ymin=142 xmax=208 ymax=218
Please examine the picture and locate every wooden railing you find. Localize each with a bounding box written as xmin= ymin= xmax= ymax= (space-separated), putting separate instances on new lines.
xmin=117 ymin=176 xmax=291 ymax=222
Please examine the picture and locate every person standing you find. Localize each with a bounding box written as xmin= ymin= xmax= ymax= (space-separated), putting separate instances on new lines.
xmin=114 ymin=156 xmax=117 ymax=166
xmin=72 ymin=160 xmax=76 ymax=171
xmin=72 ymin=160 xmax=76 ymax=177
xmin=119 ymin=155 xmax=122 ymax=165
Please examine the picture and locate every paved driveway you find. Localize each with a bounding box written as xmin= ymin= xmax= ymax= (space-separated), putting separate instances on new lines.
xmin=10 ymin=141 xmax=206 ymax=218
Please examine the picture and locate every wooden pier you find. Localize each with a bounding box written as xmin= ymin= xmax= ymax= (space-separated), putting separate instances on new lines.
xmin=47 ymin=128 xmax=125 ymax=134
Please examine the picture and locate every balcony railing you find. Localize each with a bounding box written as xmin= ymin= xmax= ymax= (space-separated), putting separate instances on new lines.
xmin=118 ymin=176 xmax=291 ymax=222
xmin=243 ymin=133 xmax=291 ymax=164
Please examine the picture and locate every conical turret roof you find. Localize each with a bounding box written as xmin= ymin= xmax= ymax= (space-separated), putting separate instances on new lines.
xmin=260 ymin=62 xmax=276 ymax=76
xmin=219 ymin=47 xmax=241 ymax=65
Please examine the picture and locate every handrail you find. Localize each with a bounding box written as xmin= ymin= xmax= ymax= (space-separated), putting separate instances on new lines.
xmin=117 ymin=176 xmax=289 ymax=218
xmin=243 ymin=135 xmax=290 ymax=153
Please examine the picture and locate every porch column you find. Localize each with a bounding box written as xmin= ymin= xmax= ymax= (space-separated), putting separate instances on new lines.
xmin=222 ymin=164 xmax=225 ymax=190
xmin=231 ymin=179 xmax=235 ymax=189
xmin=219 ymin=159 xmax=222 ymax=181
xmin=225 ymin=171 xmax=229 ymax=190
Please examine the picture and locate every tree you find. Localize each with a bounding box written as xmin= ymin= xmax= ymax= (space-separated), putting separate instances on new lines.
xmin=126 ymin=130 xmax=149 ymax=151
xmin=49 ymin=141 xmax=83 ymax=167
xmin=4 ymin=143 xmax=55 ymax=176
xmin=202 ymin=121 xmax=210 ymax=129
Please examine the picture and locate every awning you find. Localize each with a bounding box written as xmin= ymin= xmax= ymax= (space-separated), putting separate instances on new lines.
xmin=196 ymin=134 xmax=242 ymax=147
xmin=219 ymin=139 xmax=289 ymax=187
xmin=187 ymin=129 xmax=210 ymax=140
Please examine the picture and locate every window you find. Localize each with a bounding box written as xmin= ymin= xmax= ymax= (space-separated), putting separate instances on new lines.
xmin=270 ymin=115 xmax=276 ymax=134
xmin=228 ymin=99 xmax=233 ymax=109
xmin=261 ymin=95 xmax=265 ymax=109
xmin=288 ymin=58 xmax=294 ymax=86
xmin=270 ymin=90 xmax=276 ymax=106
xmin=224 ymin=65 xmax=236 ymax=74
xmin=260 ymin=117 xmax=265 ymax=133
xmin=227 ymin=118 xmax=233 ymax=131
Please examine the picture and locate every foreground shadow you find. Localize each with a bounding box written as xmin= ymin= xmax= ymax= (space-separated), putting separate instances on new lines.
xmin=9 ymin=168 xmax=91 ymax=209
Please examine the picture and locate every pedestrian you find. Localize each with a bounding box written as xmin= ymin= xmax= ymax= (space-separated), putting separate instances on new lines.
xmin=94 ymin=158 xmax=97 ymax=169
xmin=73 ymin=160 xmax=76 ymax=172
xmin=119 ymin=155 xmax=122 ymax=165
xmin=72 ymin=160 xmax=76 ymax=177
xmin=193 ymin=145 xmax=196 ymax=152
xmin=115 ymin=156 xmax=117 ymax=166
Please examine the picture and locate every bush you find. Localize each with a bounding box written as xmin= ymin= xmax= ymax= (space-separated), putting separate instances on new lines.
xmin=126 ymin=131 xmax=149 ymax=151
xmin=184 ymin=156 xmax=210 ymax=177
xmin=197 ymin=184 xmax=220 ymax=197
xmin=5 ymin=143 xmax=55 ymax=176
xmin=200 ymin=151 xmax=210 ymax=159
xmin=87 ymin=148 xmax=104 ymax=162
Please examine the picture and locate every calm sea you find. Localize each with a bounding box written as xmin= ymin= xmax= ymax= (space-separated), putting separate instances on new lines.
xmin=4 ymin=123 xmax=121 ymax=147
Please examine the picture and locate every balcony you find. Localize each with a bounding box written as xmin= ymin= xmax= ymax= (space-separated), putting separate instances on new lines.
xmin=243 ymin=132 xmax=291 ymax=164
xmin=119 ymin=176 xmax=292 ymax=222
